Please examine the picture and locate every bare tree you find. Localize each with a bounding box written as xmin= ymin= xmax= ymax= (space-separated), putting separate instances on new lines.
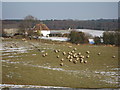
xmin=19 ymin=15 xmax=40 ymax=36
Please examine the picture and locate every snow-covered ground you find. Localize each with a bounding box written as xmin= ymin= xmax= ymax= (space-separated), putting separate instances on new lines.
xmin=75 ymin=29 xmax=105 ymax=37
xmin=50 ymin=29 xmax=105 ymax=37
xmin=0 ymin=84 xmax=69 ymax=88
xmin=39 ymin=37 xmax=69 ymax=41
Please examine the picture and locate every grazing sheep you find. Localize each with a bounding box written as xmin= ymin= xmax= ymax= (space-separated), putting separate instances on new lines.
xmin=76 ymin=58 xmax=79 ymax=61
xmin=68 ymin=46 xmax=72 ymax=48
xmin=67 ymin=55 xmax=71 ymax=59
xmin=71 ymin=50 xmax=75 ymax=53
xmin=57 ymin=55 xmax=59 ymax=58
xmin=69 ymin=59 xmax=73 ymax=62
xmin=80 ymin=58 xmax=84 ymax=63
xmin=42 ymin=54 xmax=46 ymax=57
xmin=63 ymin=52 xmax=66 ymax=55
xmin=68 ymin=52 xmax=72 ymax=55
xmin=98 ymin=53 xmax=101 ymax=55
xmin=60 ymin=63 xmax=63 ymax=66
xmin=73 ymin=60 xmax=77 ymax=64
xmin=74 ymin=48 xmax=77 ymax=51
xmin=61 ymin=58 xmax=64 ymax=61
xmin=86 ymin=55 xmax=89 ymax=58
xmin=80 ymin=55 xmax=83 ymax=58
xmin=70 ymin=56 xmax=73 ymax=59
xmin=82 ymin=56 xmax=85 ymax=59
xmin=45 ymin=53 xmax=48 ymax=56
xmin=112 ymin=56 xmax=116 ymax=58
xmin=84 ymin=60 xmax=87 ymax=63
xmin=78 ymin=52 xmax=81 ymax=55
xmin=86 ymin=51 xmax=90 ymax=54
xmin=54 ymin=50 xmax=58 ymax=53
xmin=58 ymin=49 xmax=60 ymax=52
xmin=80 ymin=55 xmax=84 ymax=59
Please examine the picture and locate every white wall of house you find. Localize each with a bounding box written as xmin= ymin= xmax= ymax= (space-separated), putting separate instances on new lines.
xmin=4 ymin=28 xmax=18 ymax=36
xmin=41 ymin=30 xmax=50 ymax=37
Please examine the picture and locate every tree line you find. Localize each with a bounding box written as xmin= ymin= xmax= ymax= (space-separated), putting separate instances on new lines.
xmin=69 ymin=31 xmax=120 ymax=46
xmin=2 ymin=18 xmax=118 ymax=31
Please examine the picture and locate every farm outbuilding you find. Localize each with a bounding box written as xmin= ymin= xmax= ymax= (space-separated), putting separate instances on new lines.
xmin=33 ymin=24 xmax=50 ymax=37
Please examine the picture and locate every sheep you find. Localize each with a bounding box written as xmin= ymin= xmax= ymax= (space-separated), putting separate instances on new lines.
xmin=57 ymin=55 xmax=60 ymax=58
xmin=82 ymin=56 xmax=85 ymax=59
xmin=45 ymin=53 xmax=48 ymax=56
xmin=42 ymin=54 xmax=46 ymax=57
xmin=86 ymin=51 xmax=90 ymax=54
xmin=74 ymin=48 xmax=77 ymax=51
xmin=68 ymin=52 xmax=71 ymax=55
xmin=84 ymin=60 xmax=87 ymax=64
xmin=76 ymin=58 xmax=80 ymax=61
xmin=61 ymin=58 xmax=64 ymax=61
xmin=98 ymin=53 xmax=101 ymax=55
xmin=68 ymin=46 xmax=72 ymax=48
xmin=86 ymin=55 xmax=90 ymax=58
xmin=80 ymin=55 xmax=84 ymax=59
xmin=63 ymin=52 xmax=66 ymax=55
xmin=78 ymin=52 xmax=81 ymax=55
xmin=73 ymin=60 xmax=77 ymax=64
xmin=70 ymin=56 xmax=73 ymax=59
xmin=54 ymin=50 xmax=58 ymax=53
xmin=58 ymin=49 xmax=60 ymax=52
xmin=80 ymin=58 xmax=84 ymax=63
xmin=112 ymin=56 xmax=116 ymax=58
xmin=69 ymin=59 xmax=73 ymax=62
xmin=71 ymin=50 xmax=75 ymax=53
xmin=67 ymin=55 xmax=71 ymax=59
xmin=60 ymin=63 xmax=63 ymax=66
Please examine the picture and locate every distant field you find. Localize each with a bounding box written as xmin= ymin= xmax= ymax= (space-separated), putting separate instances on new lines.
xmin=1 ymin=38 xmax=119 ymax=88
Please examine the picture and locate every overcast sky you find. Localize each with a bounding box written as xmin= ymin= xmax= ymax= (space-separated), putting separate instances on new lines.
xmin=2 ymin=2 xmax=118 ymax=20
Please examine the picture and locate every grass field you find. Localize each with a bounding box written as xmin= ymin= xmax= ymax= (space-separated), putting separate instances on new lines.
xmin=1 ymin=38 xmax=119 ymax=88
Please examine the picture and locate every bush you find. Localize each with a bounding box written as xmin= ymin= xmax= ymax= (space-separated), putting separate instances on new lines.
xmin=94 ymin=36 xmax=101 ymax=45
xmin=69 ymin=31 xmax=88 ymax=44
xmin=103 ymin=31 xmax=120 ymax=46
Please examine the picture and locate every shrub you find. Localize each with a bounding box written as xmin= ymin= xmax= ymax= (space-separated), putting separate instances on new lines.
xmin=69 ymin=31 xmax=88 ymax=44
xmin=94 ymin=36 xmax=101 ymax=45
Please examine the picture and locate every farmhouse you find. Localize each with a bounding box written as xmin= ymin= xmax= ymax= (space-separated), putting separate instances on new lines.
xmin=33 ymin=24 xmax=50 ymax=37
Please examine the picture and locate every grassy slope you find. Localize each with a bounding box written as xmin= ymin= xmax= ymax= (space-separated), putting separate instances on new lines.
xmin=2 ymin=39 xmax=119 ymax=88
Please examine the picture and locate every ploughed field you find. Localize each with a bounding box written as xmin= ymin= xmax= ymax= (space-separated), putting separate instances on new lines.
xmin=1 ymin=39 xmax=119 ymax=88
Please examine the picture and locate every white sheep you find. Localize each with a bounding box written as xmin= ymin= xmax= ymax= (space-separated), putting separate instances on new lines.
xmin=61 ymin=58 xmax=64 ymax=61
xmin=57 ymin=55 xmax=60 ymax=58
xmin=84 ymin=60 xmax=87 ymax=63
xmin=78 ymin=52 xmax=81 ymax=55
xmin=42 ymin=54 xmax=46 ymax=57
xmin=68 ymin=46 xmax=72 ymax=48
xmin=73 ymin=60 xmax=77 ymax=64
xmin=98 ymin=53 xmax=101 ymax=55
xmin=80 ymin=58 xmax=84 ymax=63
xmin=112 ymin=55 xmax=116 ymax=58
xmin=69 ymin=59 xmax=73 ymax=62
xmin=74 ymin=48 xmax=77 ymax=51
xmin=86 ymin=55 xmax=89 ymax=58
xmin=45 ymin=53 xmax=48 ymax=56
xmin=60 ymin=63 xmax=63 ymax=66
xmin=63 ymin=52 xmax=66 ymax=55
xmin=86 ymin=51 xmax=90 ymax=54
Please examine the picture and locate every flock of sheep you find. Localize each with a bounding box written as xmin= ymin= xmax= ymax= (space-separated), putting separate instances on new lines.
xmin=4 ymin=38 xmax=116 ymax=67
xmin=42 ymin=47 xmax=90 ymax=66
xmin=42 ymin=45 xmax=116 ymax=66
